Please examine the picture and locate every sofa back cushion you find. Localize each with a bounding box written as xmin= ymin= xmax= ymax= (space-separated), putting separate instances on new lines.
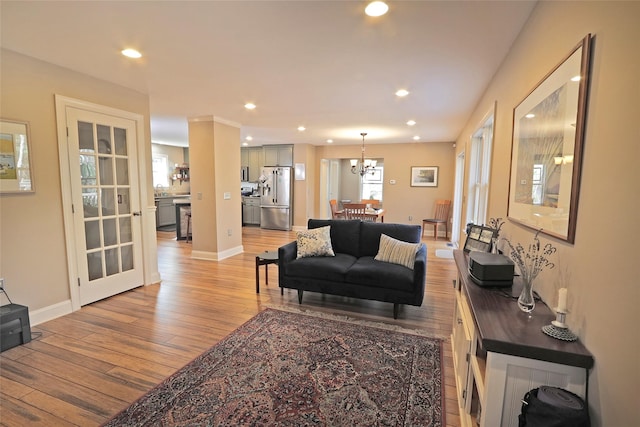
xmin=360 ymin=222 xmax=422 ymax=257
xmin=308 ymin=219 xmax=361 ymax=257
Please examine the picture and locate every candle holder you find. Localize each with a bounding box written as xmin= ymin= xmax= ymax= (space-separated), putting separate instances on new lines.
xmin=542 ymin=309 xmax=578 ymax=342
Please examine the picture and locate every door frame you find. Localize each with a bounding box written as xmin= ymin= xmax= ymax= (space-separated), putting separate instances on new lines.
xmin=452 ymin=150 xmax=465 ymax=246
xmin=55 ymin=95 xmax=159 ymax=311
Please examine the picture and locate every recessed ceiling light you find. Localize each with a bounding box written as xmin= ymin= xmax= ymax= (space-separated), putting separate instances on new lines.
xmin=525 ymin=113 xmax=535 ymax=119
xmin=121 ymin=48 xmax=142 ymax=59
xmin=245 ymin=136 xmax=253 ymax=141
xmin=406 ymin=120 xmax=416 ymax=126
xmin=326 ymin=139 xmax=333 ymax=144
xmin=413 ymin=136 xmax=420 ymax=141
xmin=244 ymin=103 xmax=256 ymax=110
xmin=395 ymin=89 xmax=409 ymax=97
xmin=298 ymin=126 xmax=306 ymax=132
xmin=242 ymin=142 xmax=249 ymax=147
xmin=365 ymin=1 xmax=389 ymax=17
xmin=571 ymin=75 xmax=581 ymax=82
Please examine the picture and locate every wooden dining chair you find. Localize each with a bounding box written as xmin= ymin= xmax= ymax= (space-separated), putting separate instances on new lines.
xmin=360 ymin=199 xmax=380 ymax=208
xmin=422 ymin=200 xmax=452 ymax=240
xmin=343 ymin=203 xmax=373 ymax=221
xmin=329 ymin=199 xmax=345 ymax=219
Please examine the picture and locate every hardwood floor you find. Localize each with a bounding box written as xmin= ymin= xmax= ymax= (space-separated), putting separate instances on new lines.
xmin=0 ymin=227 xmax=461 ymax=426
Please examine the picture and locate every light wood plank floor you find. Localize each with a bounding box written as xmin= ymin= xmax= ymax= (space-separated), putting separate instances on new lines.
xmin=0 ymin=227 xmax=461 ymax=426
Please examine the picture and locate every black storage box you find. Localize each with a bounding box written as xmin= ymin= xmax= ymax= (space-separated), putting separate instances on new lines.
xmin=468 ymin=252 xmax=514 ymax=287
xmin=1 ymin=304 xmax=32 ymax=352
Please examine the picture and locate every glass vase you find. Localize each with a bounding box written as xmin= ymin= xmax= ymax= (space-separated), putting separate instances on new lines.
xmin=517 ymin=277 xmax=535 ymax=313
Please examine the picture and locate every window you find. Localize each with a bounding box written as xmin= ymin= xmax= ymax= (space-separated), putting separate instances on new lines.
xmin=152 ymin=154 xmax=169 ymax=187
xmin=466 ymin=115 xmax=494 ymax=226
xmin=362 ymin=166 xmax=383 ymax=202
xmin=531 ymin=164 xmax=544 ymax=205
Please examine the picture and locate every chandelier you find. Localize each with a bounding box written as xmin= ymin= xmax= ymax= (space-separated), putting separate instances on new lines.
xmin=351 ymin=132 xmax=377 ymax=176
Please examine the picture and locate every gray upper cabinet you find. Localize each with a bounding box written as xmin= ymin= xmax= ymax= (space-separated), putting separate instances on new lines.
xmin=241 ymin=147 xmax=264 ymax=182
xmin=263 ymin=145 xmax=293 ymax=167
xmin=241 ymin=148 xmax=249 ymax=168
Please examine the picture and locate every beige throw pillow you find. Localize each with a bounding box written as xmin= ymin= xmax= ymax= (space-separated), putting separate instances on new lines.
xmin=375 ymin=233 xmax=420 ymax=269
xmin=296 ymin=226 xmax=335 ymax=258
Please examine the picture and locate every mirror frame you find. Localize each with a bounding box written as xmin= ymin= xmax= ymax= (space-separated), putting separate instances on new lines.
xmin=507 ymin=34 xmax=592 ymax=243
xmin=0 ymin=118 xmax=34 ymax=193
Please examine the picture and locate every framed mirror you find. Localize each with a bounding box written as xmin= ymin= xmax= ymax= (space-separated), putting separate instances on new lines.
xmin=507 ymin=34 xmax=592 ymax=243
xmin=0 ymin=118 xmax=34 ymax=193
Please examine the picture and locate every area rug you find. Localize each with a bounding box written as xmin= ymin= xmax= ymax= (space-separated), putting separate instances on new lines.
xmin=104 ymin=308 xmax=444 ymax=426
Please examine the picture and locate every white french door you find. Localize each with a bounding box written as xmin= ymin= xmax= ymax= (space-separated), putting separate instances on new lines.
xmin=65 ymin=107 xmax=144 ymax=305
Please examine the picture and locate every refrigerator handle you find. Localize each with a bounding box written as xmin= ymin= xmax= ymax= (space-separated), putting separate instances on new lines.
xmin=273 ymin=170 xmax=277 ymax=204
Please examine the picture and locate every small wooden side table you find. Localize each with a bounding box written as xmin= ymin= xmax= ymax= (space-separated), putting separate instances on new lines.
xmin=255 ymin=251 xmax=279 ymax=294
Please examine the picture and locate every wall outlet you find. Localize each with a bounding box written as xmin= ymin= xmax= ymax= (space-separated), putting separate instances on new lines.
xmin=227 ymin=228 xmax=232 ymax=236
xmin=0 ymin=278 xmax=4 ymax=290
xmin=408 ymin=215 xmax=413 ymax=221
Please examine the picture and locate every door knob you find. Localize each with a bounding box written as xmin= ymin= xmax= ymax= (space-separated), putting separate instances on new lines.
xmin=133 ymin=211 xmax=142 ymax=216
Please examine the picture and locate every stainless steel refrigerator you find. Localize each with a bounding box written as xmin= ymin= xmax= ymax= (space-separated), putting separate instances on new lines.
xmin=259 ymin=166 xmax=292 ymax=230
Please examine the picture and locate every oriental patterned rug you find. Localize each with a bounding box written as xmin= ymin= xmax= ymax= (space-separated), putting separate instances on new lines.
xmin=104 ymin=308 xmax=444 ymax=426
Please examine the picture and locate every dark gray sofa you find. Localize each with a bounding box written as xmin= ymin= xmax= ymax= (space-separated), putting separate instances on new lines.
xmin=278 ymin=219 xmax=427 ymax=318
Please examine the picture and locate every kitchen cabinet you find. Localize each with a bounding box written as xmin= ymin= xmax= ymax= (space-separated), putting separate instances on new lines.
xmin=243 ymin=197 xmax=260 ymax=225
xmin=248 ymin=148 xmax=263 ymax=181
xmin=156 ymin=198 xmax=176 ymax=227
xmin=241 ymin=147 xmax=264 ymax=182
xmin=241 ymin=148 xmax=249 ymax=168
xmin=263 ymin=145 xmax=293 ymax=167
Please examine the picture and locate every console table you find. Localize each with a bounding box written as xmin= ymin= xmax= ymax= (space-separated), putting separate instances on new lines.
xmin=451 ymin=250 xmax=593 ymax=426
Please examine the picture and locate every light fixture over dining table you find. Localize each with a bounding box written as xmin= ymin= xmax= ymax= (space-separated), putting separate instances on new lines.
xmin=351 ymin=132 xmax=377 ymax=176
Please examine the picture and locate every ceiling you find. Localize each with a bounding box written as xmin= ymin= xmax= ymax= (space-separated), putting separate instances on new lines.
xmin=1 ymin=1 xmax=536 ymax=148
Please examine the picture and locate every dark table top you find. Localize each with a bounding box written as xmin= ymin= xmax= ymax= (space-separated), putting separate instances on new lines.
xmin=454 ymin=250 xmax=593 ymax=369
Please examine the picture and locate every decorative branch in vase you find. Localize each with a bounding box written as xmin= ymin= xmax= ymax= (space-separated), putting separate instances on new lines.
xmin=505 ymin=230 xmax=557 ymax=313
xmin=487 ymin=217 xmax=505 ymax=253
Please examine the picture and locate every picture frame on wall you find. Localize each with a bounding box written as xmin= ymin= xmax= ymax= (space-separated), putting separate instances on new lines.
xmin=0 ymin=118 xmax=34 ymax=193
xmin=507 ymin=34 xmax=591 ymax=243
xmin=411 ymin=166 xmax=438 ymax=187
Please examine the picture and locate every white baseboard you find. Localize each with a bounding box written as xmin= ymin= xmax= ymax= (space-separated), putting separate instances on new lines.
xmin=191 ymin=245 xmax=243 ymax=261
xmin=29 ymin=300 xmax=73 ymax=326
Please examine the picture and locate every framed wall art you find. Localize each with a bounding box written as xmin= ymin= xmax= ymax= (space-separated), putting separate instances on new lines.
xmin=411 ymin=166 xmax=438 ymax=187
xmin=0 ymin=118 xmax=34 ymax=193
xmin=507 ymin=34 xmax=591 ymax=243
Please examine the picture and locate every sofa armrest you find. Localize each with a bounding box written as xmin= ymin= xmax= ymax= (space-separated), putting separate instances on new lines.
xmin=278 ymin=241 xmax=297 ymax=285
xmin=412 ymin=243 xmax=427 ymax=303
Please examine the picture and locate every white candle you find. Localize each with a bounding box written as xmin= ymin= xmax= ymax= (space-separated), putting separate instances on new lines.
xmin=557 ymin=288 xmax=568 ymax=312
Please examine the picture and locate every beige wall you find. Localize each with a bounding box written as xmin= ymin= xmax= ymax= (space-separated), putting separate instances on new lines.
xmin=315 ymin=142 xmax=456 ymax=225
xmin=0 ymin=49 xmax=151 ymax=313
xmin=454 ymin=2 xmax=639 ymax=425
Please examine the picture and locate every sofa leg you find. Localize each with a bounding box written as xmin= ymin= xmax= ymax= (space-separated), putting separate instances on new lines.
xmin=393 ymin=303 xmax=399 ymax=319
xmin=297 ymin=290 xmax=303 ymax=304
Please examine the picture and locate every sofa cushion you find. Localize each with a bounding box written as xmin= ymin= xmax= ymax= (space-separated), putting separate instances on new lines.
xmin=346 ymin=257 xmax=416 ymax=292
xmin=296 ymin=226 xmax=335 ymax=258
xmin=308 ymin=219 xmax=361 ymax=257
xmin=285 ymin=253 xmax=357 ymax=282
xmin=374 ymin=233 xmax=421 ymax=269
xmin=359 ymin=222 xmax=422 ymax=257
